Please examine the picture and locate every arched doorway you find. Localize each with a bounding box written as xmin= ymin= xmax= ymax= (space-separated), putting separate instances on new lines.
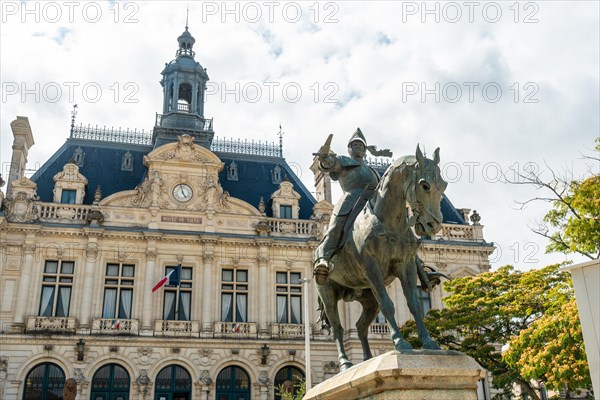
xmin=216 ymin=366 xmax=251 ymax=400
xmin=22 ymin=362 xmax=65 ymax=400
xmin=274 ymin=366 xmax=304 ymax=400
xmin=154 ymin=365 xmax=192 ymax=400
xmin=90 ymin=363 xmax=130 ymax=400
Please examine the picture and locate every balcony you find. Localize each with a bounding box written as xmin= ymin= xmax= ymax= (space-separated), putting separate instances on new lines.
xmin=268 ymin=218 xmax=317 ymax=238
xmin=270 ymin=323 xmax=306 ymax=339
xmin=91 ymin=318 xmax=139 ymax=335
xmin=154 ymin=320 xmax=200 ymax=337
xmin=26 ymin=316 xmax=77 ymax=334
xmin=369 ymin=323 xmax=390 ymax=338
xmin=37 ymin=203 xmax=93 ymax=223
xmin=213 ymin=322 xmax=258 ymax=339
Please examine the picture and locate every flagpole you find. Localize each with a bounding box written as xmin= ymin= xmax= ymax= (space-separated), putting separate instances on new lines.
xmin=174 ymin=264 xmax=182 ymax=319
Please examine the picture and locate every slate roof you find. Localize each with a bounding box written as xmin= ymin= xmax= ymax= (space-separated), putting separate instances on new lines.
xmin=30 ymin=138 xmax=317 ymax=220
xmin=31 ymin=138 xmax=466 ymax=224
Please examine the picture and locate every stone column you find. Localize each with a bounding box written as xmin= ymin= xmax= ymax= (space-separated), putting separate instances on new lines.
xmin=257 ymin=250 xmax=269 ymax=334
xmin=163 ymin=79 xmax=170 ymax=114
xmin=191 ymin=82 xmax=198 ymax=114
xmin=13 ymin=242 xmax=36 ymax=325
xmin=201 ymin=243 xmax=215 ymax=332
xmin=141 ymin=247 xmax=157 ymax=334
xmin=172 ymin=75 xmax=179 ymax=110
xmin=79 ymin=241 xmax=99 ymax=327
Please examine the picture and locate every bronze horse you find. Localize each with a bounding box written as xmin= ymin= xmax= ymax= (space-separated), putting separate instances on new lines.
xmin=316 ymin=146 xmax=448 ymax=370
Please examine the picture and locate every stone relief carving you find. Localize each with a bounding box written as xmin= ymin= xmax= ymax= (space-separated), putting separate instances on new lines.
xmin=258 ymin=371 xmax=269 ymax=386
xmin=5 ymin=191 xmax=38 ymax=222
xmin=198 ymin=370 xmax=212 ymax=386
xmin=73 ymin=368 xmax=88 ymax=384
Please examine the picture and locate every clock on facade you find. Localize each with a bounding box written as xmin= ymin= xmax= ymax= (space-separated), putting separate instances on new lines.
xmin=172 ymin=183 xmax=193 ymax=202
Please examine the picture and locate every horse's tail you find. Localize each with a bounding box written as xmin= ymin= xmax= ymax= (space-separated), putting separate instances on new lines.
xmin=316 ymin=296 xmax=331 ymax=335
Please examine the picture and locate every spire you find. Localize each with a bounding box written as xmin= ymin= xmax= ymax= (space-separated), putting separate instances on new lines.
xmin=176 ymin=12 xmax=195 ymax=58
xmin=185 ymin=6 xmax=189 ymax=31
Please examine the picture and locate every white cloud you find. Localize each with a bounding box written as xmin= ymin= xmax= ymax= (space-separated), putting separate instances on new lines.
xmin=1 ymin=0 xmax=598 ymax=269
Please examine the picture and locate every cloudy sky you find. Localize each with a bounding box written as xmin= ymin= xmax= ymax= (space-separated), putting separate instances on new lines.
xmin=1 ymin=1 xmax=598 ymax=269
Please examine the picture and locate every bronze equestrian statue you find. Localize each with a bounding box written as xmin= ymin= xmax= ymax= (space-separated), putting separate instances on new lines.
xmin=313 ymin=132 xmax=447 ymax=371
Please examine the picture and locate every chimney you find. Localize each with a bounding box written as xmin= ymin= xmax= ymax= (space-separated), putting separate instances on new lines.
xmin=6 ymin=116 xmax=34 ymax=198
xmin=310 ymin=156 xmax=332 ymax=203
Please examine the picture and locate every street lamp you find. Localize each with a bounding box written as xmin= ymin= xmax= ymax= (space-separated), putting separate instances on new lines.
xmin=76 ymin=339 xmax=85 ymax=361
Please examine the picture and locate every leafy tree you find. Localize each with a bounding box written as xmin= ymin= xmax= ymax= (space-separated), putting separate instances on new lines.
xmin=504 ymin=298 xmax=590 ymax=395
xmin=513 ymin=138 xmax=600 ymax=260
xmin=275 ymin=378 xmax=306 ymax=400
xmin=401 ymin=264 xmax=591 ymax=399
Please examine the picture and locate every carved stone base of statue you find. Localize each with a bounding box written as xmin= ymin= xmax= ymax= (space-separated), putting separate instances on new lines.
xmin=304 ymin=350 xmax=485 ymax=400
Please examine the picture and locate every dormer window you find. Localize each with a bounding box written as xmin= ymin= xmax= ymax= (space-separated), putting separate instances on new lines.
xmin=280 ymin=205 xmax=292 ymax=219
xmin=121 ymin=151 xmax=133 ymax=171
xmin=61 ymin=189 xmax=76 ymax=204
xmin=227 ymin=161 xmax=238 ymax=181
xmin=73 ymin=147 xmax=84 ymax=166
xmin=272 ymin=165 xmax=282 ymax=184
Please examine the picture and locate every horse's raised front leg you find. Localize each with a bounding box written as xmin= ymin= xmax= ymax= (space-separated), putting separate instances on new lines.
xmin=318 ymin=285 xmax=353 ymax=371
xmin=400 ymin=260 xmax=440 ymax=350
xmin=363 ymin=256 xmax=412 ymax=351
xmin=356 ymin=289 xmax=380 ymax=360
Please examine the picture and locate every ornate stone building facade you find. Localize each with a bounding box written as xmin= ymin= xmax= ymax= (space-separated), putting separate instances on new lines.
xmin=0 ymin=26 xmax=494 ymax=400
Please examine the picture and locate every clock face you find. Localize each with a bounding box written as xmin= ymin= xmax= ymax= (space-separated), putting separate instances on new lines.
xmin=172 ymin=183 xmax=193 ymax=202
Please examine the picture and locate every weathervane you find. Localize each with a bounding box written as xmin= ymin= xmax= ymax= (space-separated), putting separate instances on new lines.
xmin=278 ymin=124 xmax=284 ymax=157
xmin=70 ymin=104 xmax=78 ymax=136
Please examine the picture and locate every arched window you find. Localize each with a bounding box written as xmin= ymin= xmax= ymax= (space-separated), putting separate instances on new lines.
xmin=274 ymin=366 xmax=304 ymax=400
xmin=216 ymin=366 xmax=251 ymax=400
xmin=23 ymin=362 xmax=65 ymax=400
xmin=154 ymin=365 xmax=192 ymax=400
xmin=90 ymin=363 xmax=130 ymax=400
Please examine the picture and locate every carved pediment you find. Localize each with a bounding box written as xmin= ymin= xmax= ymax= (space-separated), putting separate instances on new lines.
xmin=53 ymin=162 xmax=87 ymax=185
xmin=145 ymin=135 xmax=224 ymax=170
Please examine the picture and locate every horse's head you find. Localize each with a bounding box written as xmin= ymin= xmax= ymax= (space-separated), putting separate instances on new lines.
xmin=409 ymin=145 xmax=447 ymax=237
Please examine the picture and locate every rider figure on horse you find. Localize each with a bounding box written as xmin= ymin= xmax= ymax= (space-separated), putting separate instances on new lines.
xmin=313 ymin=128 xmax=392 ymax=285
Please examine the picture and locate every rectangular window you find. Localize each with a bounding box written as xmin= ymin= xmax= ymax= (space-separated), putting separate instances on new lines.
xmin=275 ymin=271 xmax=302 ymax=324
xmin=38 ymin=260 xmax=74 ymax=317
xmin=280 ymin=205 xmax=292 ymax=219
xmin=221 ymin=269 xmax=248 ymax=322
xmin=60 ymin=189 xmax=77 ymax=204
xmin=417 ymin=286 xmax=431 ymax=316
xmin=102 ymin=263 xmax=135 ymax=319
xmin=163 ymin=266 xmax=193 ymax=321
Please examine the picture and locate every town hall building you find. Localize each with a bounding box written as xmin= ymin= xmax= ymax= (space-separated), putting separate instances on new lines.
xmin=0 ymin=25 xmax=495 ymax=400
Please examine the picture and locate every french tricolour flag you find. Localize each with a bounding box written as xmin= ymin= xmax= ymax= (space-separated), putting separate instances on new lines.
xmin=152 ymin=265 xmax=181 ymax=293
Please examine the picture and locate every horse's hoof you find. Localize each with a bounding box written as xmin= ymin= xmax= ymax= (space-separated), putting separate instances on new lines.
xmin=340 ymin=361 xmax=353 ymax=371
xmin=423 ymin=340 xmax=441 ymax=350
xmin=394 ymin=339 xmax=413 ymax=351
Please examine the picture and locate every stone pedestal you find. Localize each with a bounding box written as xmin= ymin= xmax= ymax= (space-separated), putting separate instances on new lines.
xmin=304 ymin=350 xmax=485 ymax=400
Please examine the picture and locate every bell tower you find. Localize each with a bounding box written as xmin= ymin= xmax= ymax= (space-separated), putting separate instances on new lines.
xmin=153 ymin=23 xmax=214 ymax=148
